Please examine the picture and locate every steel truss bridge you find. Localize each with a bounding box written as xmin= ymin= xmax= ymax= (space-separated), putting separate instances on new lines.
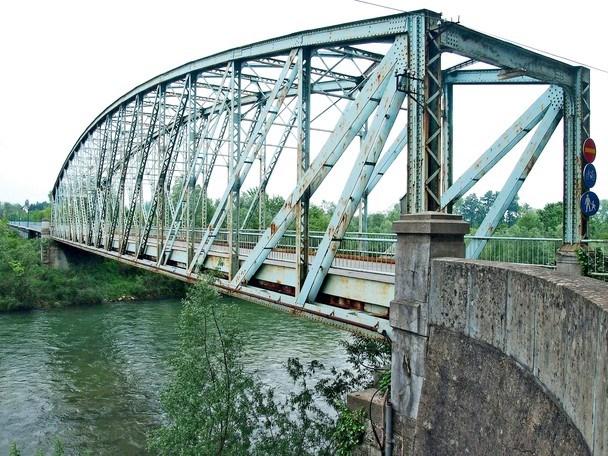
xmin=49 ymin=10 xmax=590 ymax=332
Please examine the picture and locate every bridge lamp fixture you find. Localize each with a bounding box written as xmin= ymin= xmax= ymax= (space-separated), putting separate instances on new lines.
xmin=395 ymin=70 xmax=424 ymax=108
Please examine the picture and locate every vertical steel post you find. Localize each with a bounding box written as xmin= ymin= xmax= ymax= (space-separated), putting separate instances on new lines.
xmin=295 ymin=48 xmax=311 ymax=297
xmin=90 ymin=120 xmax=109 ymax=245
xmin=562 ymin=67 xmax=590 ymax=244
xmin=406 ymin=14 xmax=425 ymax=213
xmin=158 ymin=86 xmax=166 ymax=258
xmin=137 ymin=97 xmax=145 ymax=252
xmin=406 ymin=12 xmax=442 ymax=213
xmin=202 ymin=115 xmax=207 ymax=230
xmin=259 ymin=141 xmax=266 ymax=229
xmin=227 ymin=62 xmax=242 ymax=279
xmin=442 ymin=82 xmax=453 ymax=213
xmin=358 ymin=121 xmax=368 ymax=234
xmin=186 ymin=76 xmax=196 ymax=262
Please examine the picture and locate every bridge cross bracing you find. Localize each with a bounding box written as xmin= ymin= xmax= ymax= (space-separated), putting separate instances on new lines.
xmin=49 ymin=10 xmax=590 ymax=331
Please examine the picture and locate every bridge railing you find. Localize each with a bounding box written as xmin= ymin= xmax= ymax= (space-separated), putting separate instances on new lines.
xmin=7 ymin=221 xmax=43 ymax=232
xmin=327 ymin=233 xmax=396 ymax=274
xmin=580 ymin=239 xmax=608 ymax=280
xmin=465 ymin=235 xmax=562 ymax=267
xmin=48 ymin=222 xmax=608 ymax=278
xmin=195 ymin=228 xmax=397 ymax=274
xmin=111 ymin=225 xmax=564 ymax=272
xmin=464 ymin=236 xmax=608 ymax=280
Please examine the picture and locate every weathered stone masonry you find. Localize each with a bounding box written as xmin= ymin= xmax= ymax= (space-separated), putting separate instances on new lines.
xmin=349 ymin=212 xmax=608 ymax=455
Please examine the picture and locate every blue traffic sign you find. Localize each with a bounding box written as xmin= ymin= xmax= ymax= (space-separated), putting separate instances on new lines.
xmin=583 ymin=163 xmax=597 ymax=189
xmin=581 ymin=191 xmax=600 ymax=217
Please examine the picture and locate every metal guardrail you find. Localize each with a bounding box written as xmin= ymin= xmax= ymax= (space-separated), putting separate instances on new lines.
xmin=465 ymin=236 xmax=608 ymax=280
xmin=39 ymin=221 xmax=608 ymax=278
xmin=102 ymin=227 xmax=396 ymax=274
xmin=211 ymin=229 xmax=397 ymax=274
xmin=581 ymin=239 xmax=608 ymax=280
xmin=465 ymin=235 xmax=608 ymax=280
xmin=465 ymin=235 xmax=562 ymax=267
xmin=7 ymin=221 xmax=43 ymax=231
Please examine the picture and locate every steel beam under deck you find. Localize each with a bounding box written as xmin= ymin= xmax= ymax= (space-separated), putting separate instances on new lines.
xmin=52 ymin=234 xmax=394 ymax=334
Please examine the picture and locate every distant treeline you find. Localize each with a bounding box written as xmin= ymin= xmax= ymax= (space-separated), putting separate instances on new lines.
xmin=2 ymin=189 xmax=606 ymax=240
xmin=0 ymin=220 xmax=185 ymax=312
xmin=1 ymin=200 xmax=50 ymax=223
xmin=454 ymin=191 xmax=608 ymax=239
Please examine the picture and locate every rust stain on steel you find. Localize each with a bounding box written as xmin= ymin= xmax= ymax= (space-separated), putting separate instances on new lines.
xmin=250 ymin=278 xmax=295 ymax=297
xmin=317 ymin=292 xmax=365 ymax=312
xmin=218 ymin=280 xmax=380 ymax=332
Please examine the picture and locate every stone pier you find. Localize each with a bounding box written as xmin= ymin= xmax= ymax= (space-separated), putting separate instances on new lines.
xmin=348 ymin=212 xmax=605 ymax=455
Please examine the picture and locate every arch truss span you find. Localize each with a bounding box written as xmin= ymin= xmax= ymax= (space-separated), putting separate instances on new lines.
xmin=51 ymin=10 xmax=589 ymax=331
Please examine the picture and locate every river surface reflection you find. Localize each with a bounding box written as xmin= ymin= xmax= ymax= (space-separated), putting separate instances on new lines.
xmin=0 ymin=297 xmax=349 ymax=454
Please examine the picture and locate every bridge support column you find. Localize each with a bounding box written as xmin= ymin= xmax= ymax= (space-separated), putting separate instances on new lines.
xmin=41 ymin=220 xmax=51 ymax=265
xmin=556 ymin=248 xmax=583 ymax=276
xmin=227 ymin=62 xmax=242 ymax=280
xmin=390 ymin=212 xmax=468 ymax=447
xmin=41 ymin=220 xmax=70 ymax=270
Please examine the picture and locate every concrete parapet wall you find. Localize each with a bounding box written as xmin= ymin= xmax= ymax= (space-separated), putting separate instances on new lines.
xmin=429 ymin=259 xmax=608 ymax=455
xmin=359 ymin=213 xmax=607 ymax=455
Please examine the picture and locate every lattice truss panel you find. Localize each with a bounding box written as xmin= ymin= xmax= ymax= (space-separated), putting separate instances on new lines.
xmin=51 ymin=10 xmax=589 ymax=315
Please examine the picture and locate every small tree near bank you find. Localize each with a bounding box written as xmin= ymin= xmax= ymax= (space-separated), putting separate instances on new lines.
xmin=149 ymin=276 xmax=391 ymax=455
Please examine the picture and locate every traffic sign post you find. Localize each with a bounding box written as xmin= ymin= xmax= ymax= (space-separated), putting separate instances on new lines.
xmin=583 ymin=163 xmax=597 ymax=189
xmin=580 ymin=138 xmax=600 ymax=224
xmin=583 ymin=138 xmax=596 ymax=164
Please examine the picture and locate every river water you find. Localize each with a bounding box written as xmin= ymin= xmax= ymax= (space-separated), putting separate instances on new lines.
xmin=0 ymin=298 xmax=349 ymax=455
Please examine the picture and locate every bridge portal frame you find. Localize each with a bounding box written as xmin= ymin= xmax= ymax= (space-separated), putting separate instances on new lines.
xmin=50 ymin=10 xmax=590 ymax=330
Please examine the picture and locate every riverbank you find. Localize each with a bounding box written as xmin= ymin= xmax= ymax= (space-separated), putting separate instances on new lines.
xmin=0 ymin=220 xmax=185 ymax=312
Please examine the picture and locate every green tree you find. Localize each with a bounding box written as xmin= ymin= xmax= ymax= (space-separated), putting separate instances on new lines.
xmin=148 ymin=276 xmax=256 ymax=455
xmin=149 ymin=277 xmax=391 ymax=455
xmin=454 ymin=193 xmax=484 ymax=228
xmin=0 ymin=220 xmax=184 ymax=312
xmin=537 ymin=202 xmax=563 ymax=237
xmin=455 ymin=191 xmax=521 ymax=230
xmin=590 ymin=200 xmax=608 ymax=238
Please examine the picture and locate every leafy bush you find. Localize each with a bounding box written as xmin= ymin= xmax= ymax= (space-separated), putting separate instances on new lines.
xmin=0 ymin=220 xmax=185 ymax=312
xmin=149 ymin=276 xmax=391 ymax=455
xmin=8 ymin=439 xmax=64 ymax=456
xmin=577 ymin=246 xmax=608 ymax=281
xmin=333 ymin=406 xmax=366 ymax=456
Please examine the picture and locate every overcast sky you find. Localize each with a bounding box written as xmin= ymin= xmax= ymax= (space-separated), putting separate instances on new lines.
xmin=0 ymin=0 xmax=605 ymax=213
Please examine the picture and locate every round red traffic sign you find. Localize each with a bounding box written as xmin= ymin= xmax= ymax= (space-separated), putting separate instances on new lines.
xmin=583 ymin=138 xmax=596 ymax=163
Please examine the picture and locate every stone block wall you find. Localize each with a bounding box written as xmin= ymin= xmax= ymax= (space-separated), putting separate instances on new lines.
xmin=347 ymin=389 xmax=414 ymax=456
xmin=349 ymin=259 xmax=608 ymax=455
xmin=413 ymin=326 xmax=589 ymax=455
xmin=428 ymin=259 xmax=607 ymax=454
xmin=349 ymin=213 xmax=607 ymax=455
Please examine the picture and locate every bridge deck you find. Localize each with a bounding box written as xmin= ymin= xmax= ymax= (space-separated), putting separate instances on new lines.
xmin=52 ymin=234 xmax=394 ymax=333
xmin=8 ymin=221 xmax=43 ymax=232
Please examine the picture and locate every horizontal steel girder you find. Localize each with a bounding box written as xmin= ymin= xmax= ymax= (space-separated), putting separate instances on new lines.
xmin=444 ymin=69 xmax=544 ymax=85
xmin=439 ymin=24 xmax=578 ymax=88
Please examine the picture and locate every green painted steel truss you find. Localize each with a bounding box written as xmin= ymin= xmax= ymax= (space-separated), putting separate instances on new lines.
xmin=50 ymin=10 xmax=589 ymax=330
